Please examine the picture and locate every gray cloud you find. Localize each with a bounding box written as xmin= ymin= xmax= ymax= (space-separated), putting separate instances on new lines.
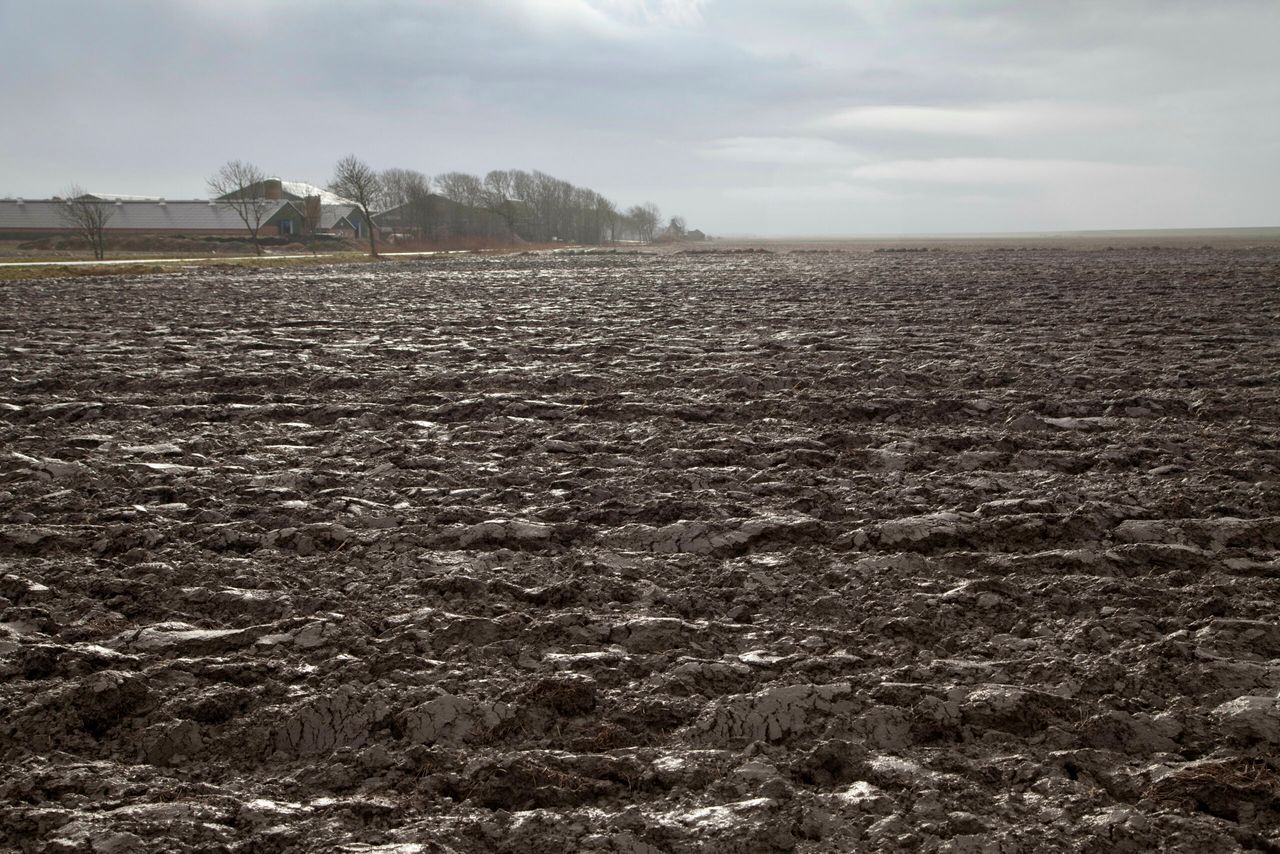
xmin=1 ymin=0 xmax=1276 ymax=234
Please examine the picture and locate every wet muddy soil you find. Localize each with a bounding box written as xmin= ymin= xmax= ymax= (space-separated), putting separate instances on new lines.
xmin=2 ymin=247 xmax=1279 ymax=852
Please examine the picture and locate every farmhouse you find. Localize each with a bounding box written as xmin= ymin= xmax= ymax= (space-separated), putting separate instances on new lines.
xmin=215 ymin=178 xmax=370 ymax=239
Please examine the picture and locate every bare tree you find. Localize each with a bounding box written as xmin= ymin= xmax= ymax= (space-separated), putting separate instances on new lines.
xmin=595 ymin=196 xmax=619 ymax=243
xmin=439 ymin=172 xmax=509 ymax=239
xmin=481 ymin=170 xmax=523 ymax=238
xmin=206 ymin=160 xmax=272 ymax=255
xmin=627 ymin=203 xmax=661 ymax=243
xmin=436 ymin=172 xmax=484 ymax=207
xmin=57 ymin=185 xmax=114 ymax=260
xmin=380 ymin=168 xmax=430 ymax=211
xmin=380 ymin=168 xmax=433 ymax=242
xmin=667 ymin=215 xmax=687 ymax=239
xmin=356 ymin=164 xmax=629 ymax=247
xmin=330 ymin=155 xmax=384 ymax=257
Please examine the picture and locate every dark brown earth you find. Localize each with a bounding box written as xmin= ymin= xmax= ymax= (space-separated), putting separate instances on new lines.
xmin=1 ymin=247 xmax=1279 ymax=853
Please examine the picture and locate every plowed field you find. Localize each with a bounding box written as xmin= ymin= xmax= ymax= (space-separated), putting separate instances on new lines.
xmin=2 ymin=247 xmax=1279 ymax=852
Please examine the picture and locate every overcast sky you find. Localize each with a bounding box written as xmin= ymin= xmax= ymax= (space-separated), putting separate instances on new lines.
xmin=2 ymin=0 xmax=1277 ymax=235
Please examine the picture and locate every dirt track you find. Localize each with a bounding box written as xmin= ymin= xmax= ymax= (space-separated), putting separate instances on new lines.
xmin=2 ymin=247 xmax=1279 ymax=852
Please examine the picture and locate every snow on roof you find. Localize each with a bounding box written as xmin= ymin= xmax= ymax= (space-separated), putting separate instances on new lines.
xmin=80 ymin=192 xmax=166 ymax=201
xmin=279 ymin=181 xmax=355 ymax=206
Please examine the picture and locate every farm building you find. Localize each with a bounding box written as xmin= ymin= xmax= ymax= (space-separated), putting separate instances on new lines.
xmin=372 ymin=194 xmax=508 ymax=242
xmin=213 ymin=180 xmax=369 ymax=238
xmin=0 ymin=197 xmax=308 ymax=239
xmin=216 ymin=178 xmax=354 ymax=207
xmin=315 ymin=205 xmax=368 ymax=239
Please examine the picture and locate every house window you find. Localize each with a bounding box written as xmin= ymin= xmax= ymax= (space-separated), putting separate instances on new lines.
xmin=280 ymin=219 xmax=294 ymax=235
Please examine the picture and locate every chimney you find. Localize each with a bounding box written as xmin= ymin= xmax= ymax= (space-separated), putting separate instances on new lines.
xmin=264 ymin=179 xmax=283 ymax=200
xmin=304 ymin=195 xmax=321 ymax=230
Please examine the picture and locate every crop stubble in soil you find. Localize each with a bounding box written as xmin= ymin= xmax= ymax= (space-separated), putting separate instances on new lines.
xmin=1 ymin=248 xmax=1279 ymax=852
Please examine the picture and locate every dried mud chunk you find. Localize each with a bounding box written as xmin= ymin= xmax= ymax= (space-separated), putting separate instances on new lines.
xmin=791 ymin=739 xmax=869 ymax=787
xmin=522 ymin=674 xmax=599 ymax=715
xmin=289 ymin=619 xmax=340 ymax=649
xmin=58 ymin=802 xmax=234 ymax=850
xmin=605 ymin=515 xmax=822 ymax=555
xmin=139 ymin=719 xmax=202 ymax=765
xmin=666 ymin=796 xmax=796 ymax=853
xmin=0 ymin=805 xmax=76 ymax=846
xmin=1106 ymin=543 xmax=1215 ymax=573
xmin=1190 ymin=517 xmax=1280 ymax=550
xmin=1079 ymin=711 xmax=1180 ymax=755
xmin=875 ymin=512 xmax=976 ymax=550
xmin=0 ymin=605 xmax=59 ymax=635
xmin=0 ymin=573 xmax=52 ymax=604
xmin=959 ymin=684 xmax=1074 ymax=736
xmin=235 ymin=798 xmax=309 ymax=831
xmin=458 ymin=519 xmax=556 ymax=547
xmin=611 ymin=616 xmax=700 ymax=653
xmin=1211 ymin=696 xmax=1280 ymax=744
xmin=109 ymin=621 xmax=265 ymax=655
xmin=178 ymin=685 xmax=256 ymax=724
xmin=1194 ymin=618 xmax=1280 ymax=658
xmin=1144 ymin=759 xmax=1280 ymax=827
xmin=1114 ymin=517 xmax=1280 ymax=550
xmin=73 ymin=670 xmax=153 ymax=737
xmin=694 ymin=682 xmax=857 ymax=747
xmin=462 ymin=752 xmax=642 ymax=810
xmin=274 ymin=685 xmax=389 ymax=757
xmin=854 ymin=704 xmax=914 ymax=750
xmin=1112 ymin=520 xmax=1179 ymax=544
xmin=0 ymin=524 xmax=74 ymax=553
xmin=543 ymin=647 xmax=631 ymax=673
xmin=975 ymin=498 xmax=1059 ymax=517
xmin=666 ymin=657 xmax=755 ymax=696
xmin=399 ymin=693 xmax=513 ymax=746
xmin=435 ymin=615 xmax=510 ymax=649
xmin=644 ymin=749 xmax=737 ymax=790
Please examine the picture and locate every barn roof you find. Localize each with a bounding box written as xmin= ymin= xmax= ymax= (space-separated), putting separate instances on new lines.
xmin=279 ymin=181 xmax=354 ymax=206
xmin=0 ymin=199 xmax=299 ymax=231
xmin=318 ymin=204 xmax=361 ymax=230
xmin=80 ymin=192 xmax=165 ymax=201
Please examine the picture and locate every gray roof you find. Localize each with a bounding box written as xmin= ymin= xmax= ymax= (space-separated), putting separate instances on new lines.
xmin=0 ymin=199 xmax=298 ymax=232
xmin=318 ymin=204 xmax=360 ymax=230
xmin=81 ymin=192 xmax=165 ymax=201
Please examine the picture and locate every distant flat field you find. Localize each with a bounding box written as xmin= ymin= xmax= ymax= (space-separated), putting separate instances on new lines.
xmin=704 ymin=226 xmax=1280 ymax=251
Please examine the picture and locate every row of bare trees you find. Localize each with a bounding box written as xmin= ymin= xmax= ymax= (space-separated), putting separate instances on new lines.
xmin=329 ymin=160 xmax=672 ymax=249
xmin=55 ymin=156 xmax=680 ymax=261
xmin=430 ymin=169 xmax=663 ymax=246
xmin=339 ymin=158 xmax=677 ymax=250
xmin=208 ymin=156 xmax=671 ymax=256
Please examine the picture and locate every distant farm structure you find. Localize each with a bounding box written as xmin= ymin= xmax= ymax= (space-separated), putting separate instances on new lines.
xmin=0 ymin=196 xmax=309 ymax=240
xmin=0 ymin=163 xmax=705 ymax=254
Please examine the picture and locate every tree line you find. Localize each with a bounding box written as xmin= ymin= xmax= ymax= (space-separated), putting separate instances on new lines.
xmin=54 ymin=156 xmax=689 ymax=260
xmin=336 ymin=156 xmax=673 ymax=251
xmin=221 ymin=156 xmax=677 ymax=255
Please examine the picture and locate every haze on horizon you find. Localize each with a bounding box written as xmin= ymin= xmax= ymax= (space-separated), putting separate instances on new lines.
xmin=2 ymin=0 xmax=1277 ymax=237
